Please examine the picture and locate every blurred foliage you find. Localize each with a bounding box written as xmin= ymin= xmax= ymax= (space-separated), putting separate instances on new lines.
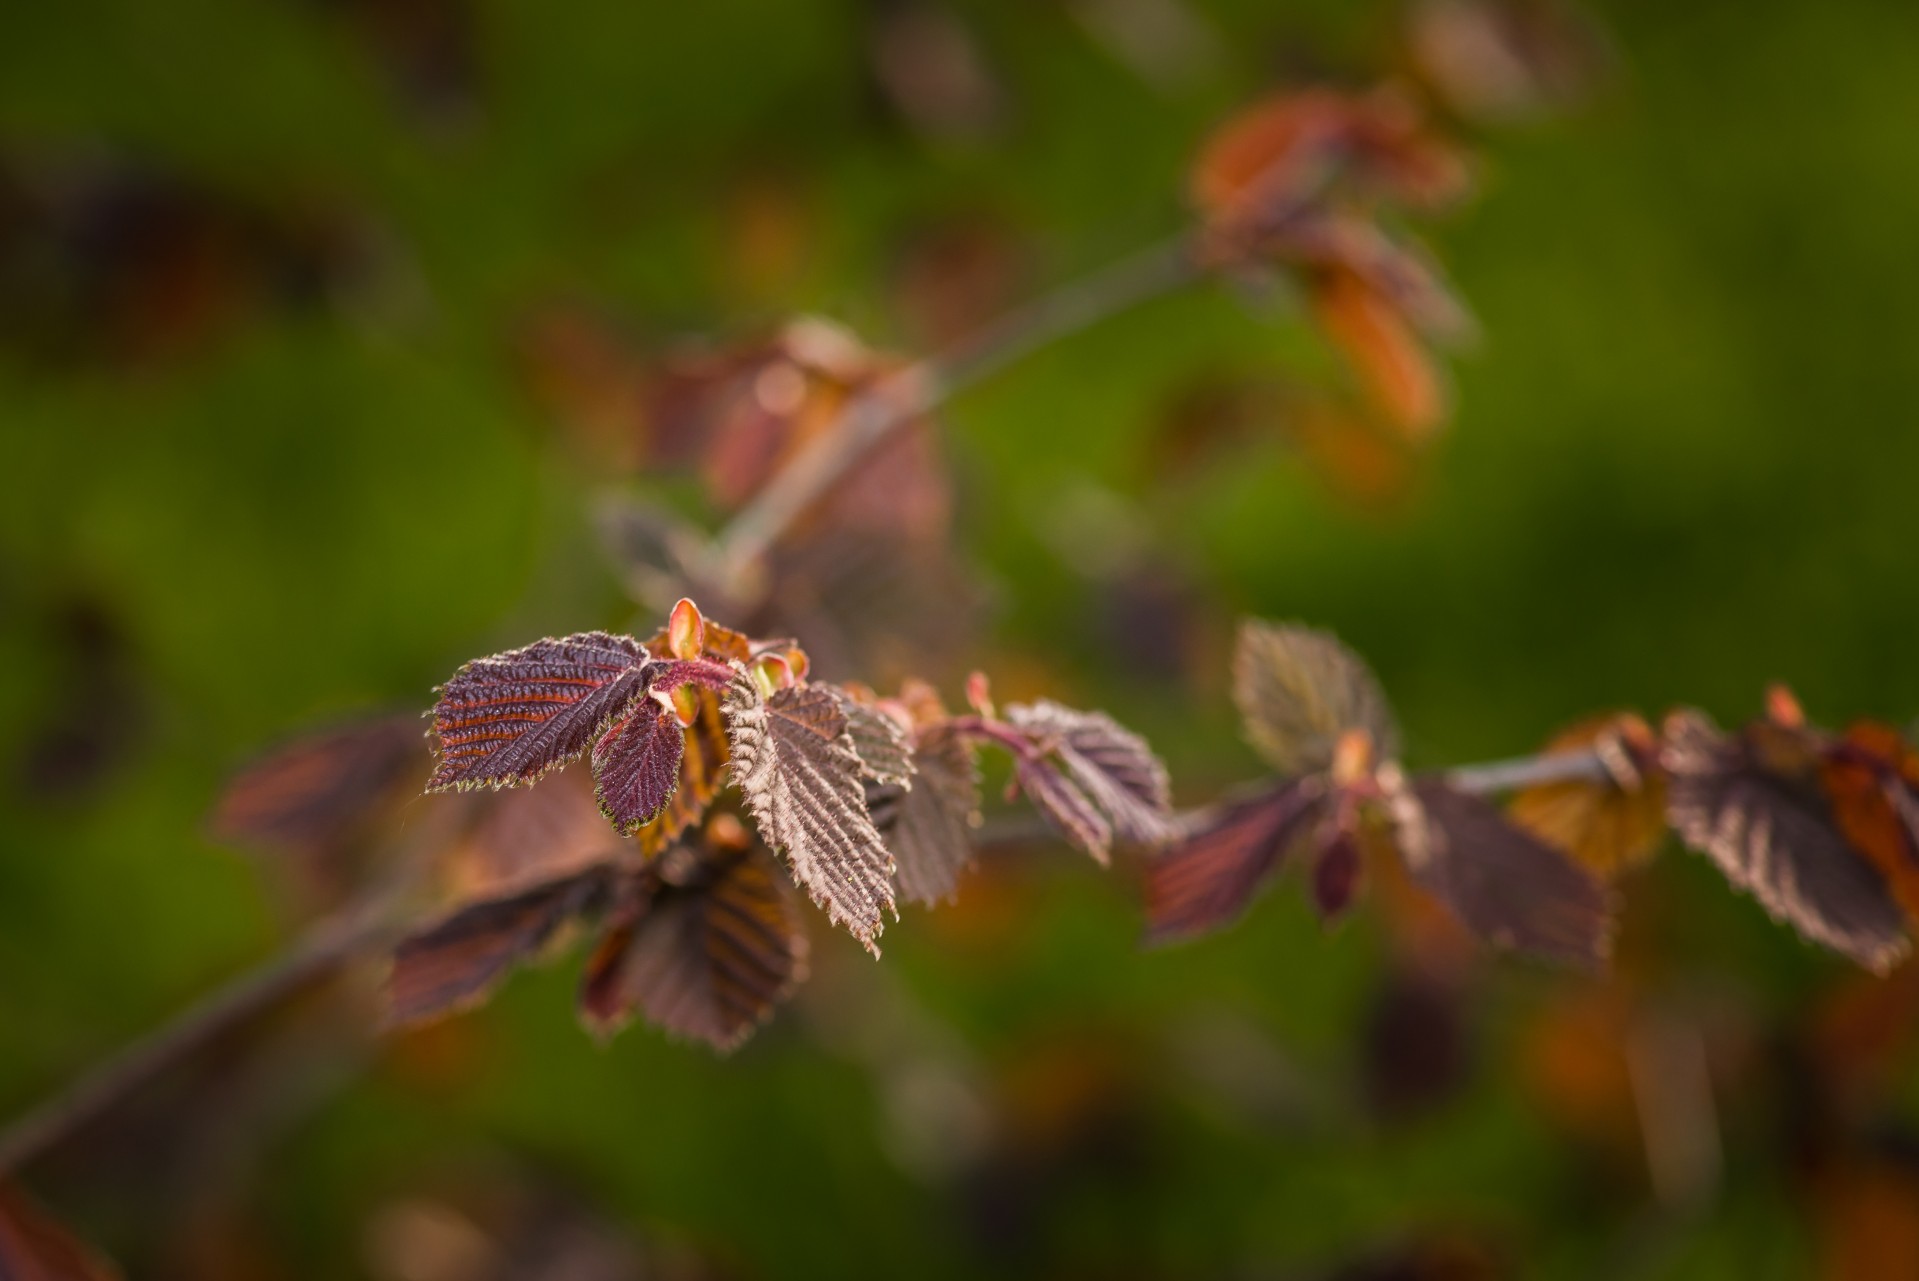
xmin=5 ymin=0 xmax=1919 ymax=1276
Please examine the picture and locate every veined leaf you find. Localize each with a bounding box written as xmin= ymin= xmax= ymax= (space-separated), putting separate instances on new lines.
xmin=829 ymin=687 xmax=916 ymax=788
xmin=723 ymin=675 xmax=896 ymax=954
xmin=1233 ymin=620 xmax=1400 ymax=774
xmin=428 ymin=632 xmax=655 ymax=791
xmin=637 ymin=686 xmax=732 ymax=859
xmin=1663 ymin=710 xmax=1908 ymax=972
xmin=1006 ymin=700 xmax=1176 ymax=847
xmin=873 ymin=722 xmax=981 ymax=906
xmin=1823 ymin=722 xmax=1919 ymax=921
xmin=387 ymin=866 xmax=615 ymax=1026
xmin=1017 ymin=757 xmax=1113 ymax=863
xmin=208 ymin=713 xmax=424 ymax=860
xmin=1398 ymin=778 xmax=1613 ymax=968
xmin=591 ymin=701 xmax=686 ymax=835
xmin=579 ymin=846 xmax=808 ymax=1051
xmin=1144 ymin=780 xmax=1327 ymax=943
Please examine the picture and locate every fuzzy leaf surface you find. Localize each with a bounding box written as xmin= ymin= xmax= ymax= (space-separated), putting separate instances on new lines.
xmin=871 ymin=722 xmax=980 ymax=905
xmin=1233 ymin=621 xmax=1399 ymax=774
xmin=1006 ymin=699 xmax=1175 ymax=846
xmin=591 ymin=701 xmax=686 ymax=835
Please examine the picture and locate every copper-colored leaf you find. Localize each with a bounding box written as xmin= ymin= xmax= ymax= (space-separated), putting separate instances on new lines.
xmin=590 ymin=701 xmax=685 ymax=835
xmin=1232 ymin=620 xmax=1399 ymax=774
xmin=427 ymin=633 xmax=655 ymax=791
xmin=1144 ymin=780 xmax=1328 ymax=943
xmin=1508 ymin=714 xmax=1667 ymax=880
xmin=441 ymin=771 xmax=624 ymax=899
xmin=1398 ymin=779 xmax=1613 ymax=968
xmin=1822 ymin=722 xmax=1919 ymax=923
xmin=1311 ymin=826 xmax=1364 ymax=922
xmin=636 ymin=687 xmax=732 ymax=860
xmin=1662 ymin=710 xmax=1908 ymax=972
xmin=579 ymin=846 xmax=808 ymax=1051
xmin=387 ymin=866 xmax=614 ymax=1026
xmin=208 ymin=713 xmax=424 ymax=859
xmin=1006 ymin=699 xmax=1176 ymax=847
xmin=873 ymin=722 xmax=980 ymax=906
xmin=723 ymin=675 xmax=896 ymax=953
xmin=0 ymin=1184 xmax=122 ymax=1281
xmin=1310 ymin=265 xmax=1445 ymax=438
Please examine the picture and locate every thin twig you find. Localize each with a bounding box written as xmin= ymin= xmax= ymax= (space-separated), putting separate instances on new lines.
xmin=709 ymin=233 xmax=1201 ymax=593
xmin=1446 ymin=748 xmax=1613 ymax=794
xmin=0 ymin=894 xmax=404 ymax=1178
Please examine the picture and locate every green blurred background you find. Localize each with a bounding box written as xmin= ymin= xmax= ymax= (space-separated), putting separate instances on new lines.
xmin=6 ymin=0 xmax=1919 ymax=1276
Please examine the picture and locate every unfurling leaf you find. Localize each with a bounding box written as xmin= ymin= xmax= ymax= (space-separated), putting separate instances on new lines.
xmin=1509 ymin=714 xmax=1667 ymax=879
xmin=209 ymin=713 xmax=424 ymax=860
xmin=590 ymin=701 xmax=685 ymax=834
xmin=828 ymin=687 xmax=916 ymax=788
xmin=0 ymin=1183 xmax=123 ymax=1281
xmin=1144 ymin=781 xmax=1328 ymax=943
xmin=1006 ymin=700 xmax=1176 ymax=847
xmin=387 ymin=866 xmax=614 ymax=1026
xmin=723 ymin=675 xmax=896 ymax=953
xmin=667 ymin=596 xmax=705 ymax=659
xmin=1017 ymin=757 xmax=1113 ymax=863
xmin=1233 ymin=620 xmax=1400 ymax=774
xmin=579 ymin=847 xmax=808 ymax=1051
xmin=873 ymin=722 xmax=980 ymax=906
xmin=638 ymin=688 xmax=732 ymax=859
xmin=428 ymin=632 xmax=655 ymax=791
xmin=1398 ymin=779 xmax=1613 ymax=968
xmin=1662 ymin=710 xmax=1908 ymax=972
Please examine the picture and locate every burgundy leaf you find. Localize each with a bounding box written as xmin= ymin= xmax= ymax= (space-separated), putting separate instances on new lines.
xmin=1017 ymin=757 xmax=1113 ymax=863
xmin=1232 ymin=620 xmax=1399 ymax=774
xmin=1311 ymin=825 xmax=1363 ymax=923
xmin=1399 ymin=779 xmax=1613 ymax=968
xmin=872 ymin=722 xmax=981 ymax=905
xmin=387 ymin=866 xmax=614 ymax=1026
xmin=579 ymin=846 xmax=808 ymax=1051
xmin=446 ymin=771 xmax=626 ymax=898
xmin=1006 ymin=700 xmax=1176 ymax=846
xmin=723 ymin=675 xmax=896 ymax=953
xmin=0 ymin=1184 xmax=122 ymax=1281
xmin=1144 ymin=780 xmax=1327 ymax=943
xmin=590 ymin=700 xmax=685 ymax=835
xmin=428 ymin=632 xmax=654 ymax=791
xmin=208 ymin=713 xmax=424 ymax=859
xmin=1663 ymin=710 xmax=1908 ymax=972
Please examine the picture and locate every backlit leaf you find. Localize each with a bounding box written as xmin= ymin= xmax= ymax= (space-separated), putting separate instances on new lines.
xmin=637 ymin=687 xmax=732 ymax=860
xmin=428 ymin=633 xmax=654 ymax=791
xmin=208 ymin=713 xmax=424 ymax=860
xmin=1310 ymin=264 xmax=1445 ymax=438
xmin=1006 ymin=699 xmax=1176 ymax=847
xmin=387 ymin=866 xmax=615 ymax=1026
xmin=590 ymin=701 xmax=685 ymax=835
xmin=1398 ymin=778 xmax=1613 ymax=968
xmin=1508 ymin=714 xmax=1667 ymax=879
xmin=441 ymin=771 xmax=624 ymax=899
xmin=829 ymin=687 xmax=916 ymax=788
xmin=872 ymin=722 xmax=981 ymax=906
xmin=1823 ymin=722 xmax=1919 ymax=921
xmin=723 ymin=675 xmax=896 ymax=954
xmin=1017 ymin=757 xmax=1113 ymax=863
xmin=579 ymin=846 xmax=808 ymax=1051
xmin=1144 ymin=780 xmax=1328 ymax=943
xmin=0 ymin=1184 xmax=122 ymax=1281
xmin=1233 ymin=620 xmax=1399 ymax=774
xmin=1663 ymin=710 xmax=1908 ymax=972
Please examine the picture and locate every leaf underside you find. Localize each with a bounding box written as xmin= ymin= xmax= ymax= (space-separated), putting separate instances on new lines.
xmin=829 ymin=687 xmax=917 ymax=788
xmin=723 ymin=676 xmax=896 ymax=953
xmin=872 ymin=722 xmax=980 ymax=905
xmin=1006 ymin=699 xmax=1176 ymax=847
xmin=1664 ymin=711 xmax=1908 ymax=972
xmin=1018 ymin=756 xmax=1114 ymax=863
xmin=580 ymin=847 xmax=808 ymax=1051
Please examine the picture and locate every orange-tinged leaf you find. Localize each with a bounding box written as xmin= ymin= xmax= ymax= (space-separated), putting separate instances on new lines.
xmin=1509 ymin=714 xmax=1667 ymax=880
xmin=1310 ymin=266 xmax=1445 ymax=439
xmin=666 ymin=597 xmax=705 ymax=659
xmin=1822 ymin=722 xmax=1919 ymax=922
xmin=637 ymin=686 xmax=733 ymax=860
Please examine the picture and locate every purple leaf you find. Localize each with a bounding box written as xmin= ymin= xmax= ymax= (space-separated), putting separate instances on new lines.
xmin=1399 ymin=779 xmax=1613 ymax=968
xmin=1017 ymin=757 xmax=1113 ymax=863
xmin=1663 ymin=710 xmax=1908 ymax=972
xmin=1311 ymin=826 xmax=1363 ymax=923
xmin=590 ymin=701 xmax=686 ymax=835
xmin=387 ymin=866 xmax=614 ymax=1026
xmin=871 ymin=722 xmax=981 ymax=906
xmin=1144 ymin=780 xmax=1326 ymax=943
xmin=1006 ymin=699 xmax=1176 ymax=847
xmin=428 ymin=632 xmax=654 ymax=792
xmin=827 ymin=687 xmax=916 ymax=788
xmin=579 ymin=846 xmax=809 ymax=1051
xmin=723 ymin=675 xmax=897 ymax=954
xmin=209 ymin=713 xmax=426 ymax=861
